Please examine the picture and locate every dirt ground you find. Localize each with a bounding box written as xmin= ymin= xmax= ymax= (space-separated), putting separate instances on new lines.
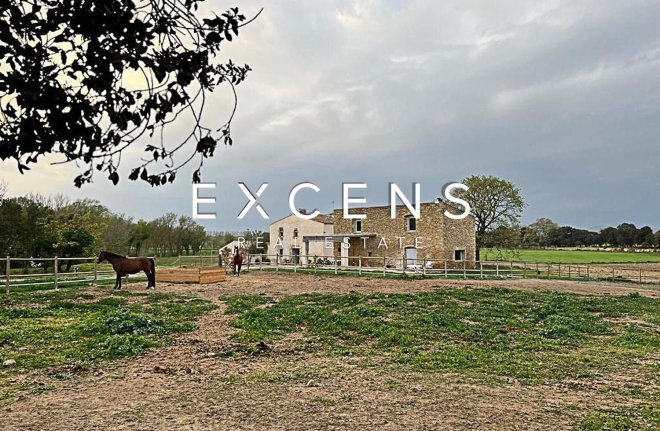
xmin=2 ymin=272 xmax=658 ymax=430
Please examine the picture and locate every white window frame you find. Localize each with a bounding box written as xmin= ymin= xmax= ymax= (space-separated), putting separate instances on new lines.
xmin=454 ymin=249 xmax=466 ymax=261
xmin=406 ymin=216 xmax=416 ymax=232
xmin=353 ymin=219 xmax=362 ymax=233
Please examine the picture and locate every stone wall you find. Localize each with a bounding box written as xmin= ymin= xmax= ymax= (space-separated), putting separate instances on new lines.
xmin=332 ymin=202 xmax=475 ymax=268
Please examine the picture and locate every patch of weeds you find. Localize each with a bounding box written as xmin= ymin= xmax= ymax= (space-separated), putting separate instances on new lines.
xmin=0 ymin=285 xmax=215 ymax=404
xmin=221 ymin=295 xmax=272 ymax=314
xmin=578 ymin=405 xmax=659 ymax=431
xmin=224 ymin=289 xmax=659 ymax=384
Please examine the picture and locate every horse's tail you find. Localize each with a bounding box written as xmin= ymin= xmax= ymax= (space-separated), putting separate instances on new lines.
xmin=150 ymin=258 xmax=156 ymax=288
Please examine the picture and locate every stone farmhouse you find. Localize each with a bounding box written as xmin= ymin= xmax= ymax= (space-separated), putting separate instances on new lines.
xmin=267 ymin=212 xmax=334 ymax=264
xmin=267 ymin=201 xmax=476 ymax=268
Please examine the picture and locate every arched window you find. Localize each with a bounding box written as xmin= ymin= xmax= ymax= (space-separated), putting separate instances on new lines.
xmin=278 ymin=227 xmax=284 ymax=238
xmin=293 ymin=228 xmax=298 ymax=238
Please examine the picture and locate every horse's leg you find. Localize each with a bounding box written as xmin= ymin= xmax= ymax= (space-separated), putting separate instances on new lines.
xmin=114 ymin=274 xmax=121 ymax=290
xmin=237 ymin=264 xmax=241 ymax=277
xmin=144 ymin=269 xmax=152 ymax=289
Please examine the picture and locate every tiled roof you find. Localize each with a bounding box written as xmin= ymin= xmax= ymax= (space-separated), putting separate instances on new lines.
xmin=313 ymin=214 xmax=334 ymax=224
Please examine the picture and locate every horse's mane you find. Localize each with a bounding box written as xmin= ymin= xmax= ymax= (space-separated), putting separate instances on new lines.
xmin=103 ymin=251 xmax=126 ymax=259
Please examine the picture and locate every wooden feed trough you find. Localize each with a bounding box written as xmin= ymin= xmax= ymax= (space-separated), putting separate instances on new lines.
xmin=157 ymin=266 xmax=226 ymax=284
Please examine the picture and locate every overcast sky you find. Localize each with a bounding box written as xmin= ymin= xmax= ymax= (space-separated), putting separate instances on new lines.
xmin=2 ymin=0 xmax=660 ymax=232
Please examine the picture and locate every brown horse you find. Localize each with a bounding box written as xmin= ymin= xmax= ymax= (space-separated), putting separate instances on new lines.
xmin=97 ymin=251 xmax=156 ymax=290
xmin=232 ymin=246 xmax=243 ymax=276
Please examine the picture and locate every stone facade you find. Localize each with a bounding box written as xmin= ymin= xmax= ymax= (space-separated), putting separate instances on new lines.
xmin=267 ymin=214 xmax=334 ymax=264
xmin=331 ymin=201 xmax=476 ymax=268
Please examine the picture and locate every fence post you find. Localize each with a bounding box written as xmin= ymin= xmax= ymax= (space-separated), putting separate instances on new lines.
xmin=444 ymin=260 xmax=448 ymax=278
xmin=463 ymin=260 xmax=466 ymax=279
xmin=5 ymin=256 xmax=9 ymax=297
xmin=479 ymin=261 xmax=483 ymax=278
xmin=260 ymin=255 xmax=263 ymax=271
xmin=547 ymin=264 xmax=551 ymax=279
xmin=423 ymin=259 xmax=427 ymax=276
xmin=93 ymin=260 xmax=98 ymax=285
xmin=510 ymin=261 xmax=513 ymax=278
xmin=383 ymin=256 xmax=386 ymax=276
xmin=568 ymin=265 xmax=571 ymax=279
xmin=523 ymin=262 xmax=527 ymax=278
xmin=402 ymin=257 xmax=406 ymax=274
xmin=359 ymin=257 xmax=362 ymax=276
xmin=335 ymin=259 xmax=338 ymax=275
xmin=558 ymin=264 xmax=561 ymax=279
xmin=247 ymin=254 xmax=251 ymax=272
xmin=294 ymin=255 xmax=297 ymax=273
xmin=276 ymin=254 xmax=279 ymax=272
xmin=54 ymin=256 xmax=59 ymax=290
xmin=587 ymin=265 xmax=590 ymax=279
xmin=536 ymin=262 xmax=539 ymax=279
xmin=496 ymin=262 xmax=499 ymax=277
xmin=639 ymin=267 xmax=642 ymax=284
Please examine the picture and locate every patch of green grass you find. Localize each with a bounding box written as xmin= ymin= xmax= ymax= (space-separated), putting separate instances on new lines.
xmin=221 ymin=294 xmax=272 ymax=314
xmin=223 ymin=289 xmax=659 ymax=384
xmin=482 ymin=248 xmax=660 ymax=264
xmin=578 ymin=405 xmax=659 ymax=431
xmin=0 ymin=284 xmax=215 ymax=403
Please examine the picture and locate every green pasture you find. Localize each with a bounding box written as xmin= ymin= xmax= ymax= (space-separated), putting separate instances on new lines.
xmin=483 ymin=248 xmax=660 ymax=264
xmin=0 ymin=283 xmax=215 ymax=404
xmin=222 ymin=289 xmax=659 ymax=429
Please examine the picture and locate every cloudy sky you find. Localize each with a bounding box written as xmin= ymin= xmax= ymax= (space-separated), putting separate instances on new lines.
xmin=2 ymin=0 xmax=660 ymax=232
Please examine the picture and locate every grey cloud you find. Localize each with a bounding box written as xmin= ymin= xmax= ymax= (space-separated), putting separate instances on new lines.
xmin=1 ymin=0 xmax=659 ymax=232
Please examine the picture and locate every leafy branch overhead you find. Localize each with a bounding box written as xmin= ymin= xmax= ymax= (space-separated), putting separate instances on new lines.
xmin=0 ymin=0 xmax=260 ymax=187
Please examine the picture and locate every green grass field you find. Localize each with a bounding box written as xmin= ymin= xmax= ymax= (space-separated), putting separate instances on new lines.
xmin=222 ymin=289 xmax=659 ymax=429
xmin=3 ymin=281 xmax=659 ymax=429
xmin=0 ymin=285 xmax=215 ymax=404
xmin=482 ymin=248 xmax=660 ymax=264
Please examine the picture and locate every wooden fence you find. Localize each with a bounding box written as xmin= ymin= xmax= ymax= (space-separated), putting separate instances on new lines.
xmin=4 ymin=253 xmax=660 ymax=298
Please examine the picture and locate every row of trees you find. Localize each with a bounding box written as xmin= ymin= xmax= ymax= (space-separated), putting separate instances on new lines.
xmin=0 ymin=185 xmax=236 ymax=270
xmin=484 ymin=219 xmax=660 ymax=250
xmin=457 ymin=176 xmax=659 ymax=253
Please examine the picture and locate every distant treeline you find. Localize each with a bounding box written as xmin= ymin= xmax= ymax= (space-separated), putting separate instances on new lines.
xmin=0 ymin=190 xmax=266 ymax=266
xmin=485 ymin=218 xmax=660 ymax=249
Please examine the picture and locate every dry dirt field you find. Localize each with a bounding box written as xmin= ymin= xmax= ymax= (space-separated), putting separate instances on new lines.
xmin=2 ymin=272 xmax=658 ymax=431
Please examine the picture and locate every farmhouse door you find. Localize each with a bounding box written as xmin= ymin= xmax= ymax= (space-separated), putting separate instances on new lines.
xmin=405 ymin=247 xmax=417 ymax=268
xmin=292 ymin=248 xmax=300 ymax=264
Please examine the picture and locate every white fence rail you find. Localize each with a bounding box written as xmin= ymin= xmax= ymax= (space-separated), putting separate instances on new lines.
xmin=242 ymin=254 xmax=660 ymax=286
xmin=3 ymin=253 xmax=660 ymax=297
xmin=2 ymin=256 xmax=154 ymax=296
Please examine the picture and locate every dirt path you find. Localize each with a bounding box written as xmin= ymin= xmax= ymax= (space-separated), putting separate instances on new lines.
xmin=2 ymin=273 xmax=658 ymax=430
xmin=149 ymin=270 xmax=660 ymax=299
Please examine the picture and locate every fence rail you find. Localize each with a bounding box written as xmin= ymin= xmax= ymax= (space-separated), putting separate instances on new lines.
xmin=2 ymin=256 xmax=158 ymax=297
xmin=242 ymin=254 xmax=660 ymax=286
xmin=3 ymin=253 xmax=660 ymax=298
